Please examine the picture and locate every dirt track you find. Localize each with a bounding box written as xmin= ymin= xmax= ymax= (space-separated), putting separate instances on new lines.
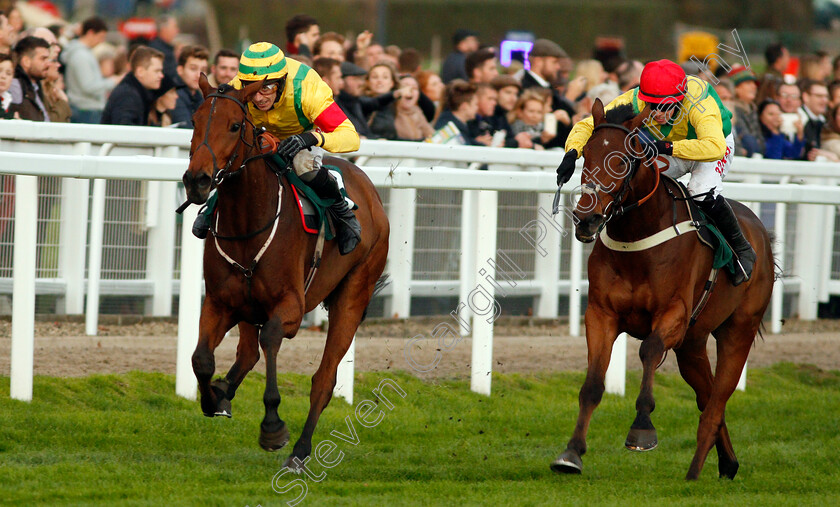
xmin=1 ymin=318 xmax=838 ymax=378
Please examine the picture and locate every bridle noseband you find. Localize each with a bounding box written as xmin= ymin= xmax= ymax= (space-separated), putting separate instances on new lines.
xmin=585 ymin=122 xmax=660 ymax=222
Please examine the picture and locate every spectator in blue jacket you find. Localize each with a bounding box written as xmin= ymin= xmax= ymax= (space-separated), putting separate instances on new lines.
xmin=441 ymin=29 xmax=479 ymax=84
xmin=759 ymin=99 xmax=805 ymax=160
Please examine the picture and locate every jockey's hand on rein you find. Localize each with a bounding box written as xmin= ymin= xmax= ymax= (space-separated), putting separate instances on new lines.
xmin=643 ymin=140 xmax=673 ymax=156
xmin=555 ymin=149 xmax=577 ymax=187
xmin=277 ymin=133 xmax=319 ymax=161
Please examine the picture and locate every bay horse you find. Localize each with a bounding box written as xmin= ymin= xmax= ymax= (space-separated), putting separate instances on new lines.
xmin=550 ymin=99 xmax=774 ymax=480
xmin=182 ymin=75 xmax=389 ymax=469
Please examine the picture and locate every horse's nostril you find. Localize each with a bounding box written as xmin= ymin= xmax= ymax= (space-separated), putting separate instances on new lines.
xmin=196 ymin=173 xmax=211 ymax=189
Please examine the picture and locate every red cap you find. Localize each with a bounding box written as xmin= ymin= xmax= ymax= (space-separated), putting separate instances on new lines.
xmin=638 ymin=59 xmax=686 ymax=104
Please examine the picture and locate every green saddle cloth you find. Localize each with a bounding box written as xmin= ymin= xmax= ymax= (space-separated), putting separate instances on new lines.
xmin=695 ymin=208 xmax=736 ymax=274
xmin=269 ymin=154 xmax=355 ymax=241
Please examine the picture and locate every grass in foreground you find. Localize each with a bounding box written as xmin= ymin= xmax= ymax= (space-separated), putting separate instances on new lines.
xmin=1 ymin=363 xmax=839 ymax=506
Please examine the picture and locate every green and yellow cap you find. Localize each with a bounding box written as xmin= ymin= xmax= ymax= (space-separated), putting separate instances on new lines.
xmin=235 ymin=42 xmax=288 ymax=85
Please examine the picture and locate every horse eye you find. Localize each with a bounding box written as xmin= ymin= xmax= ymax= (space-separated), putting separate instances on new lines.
xmin=230 ymin=123 xmax=241 ymax=132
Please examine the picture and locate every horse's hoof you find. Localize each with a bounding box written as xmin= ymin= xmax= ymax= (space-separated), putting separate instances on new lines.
xmin=550 ymin=450 xmax=583 ymax=474
xmin=719 ymin=459 xmax=739 ymax=479
xmin=625 ymin=428 xmax=658 ymax=451
xmin=282 ymin=455 xmax=306 ymax=473
xmin=214 ymin=397 xmax=232 ymax=418
xmin=259 ymin=424 xmax=290 ymax=452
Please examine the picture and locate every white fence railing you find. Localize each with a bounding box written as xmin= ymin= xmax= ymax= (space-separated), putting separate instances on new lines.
xmin=2 ymin=121 xmax=839 ymax=403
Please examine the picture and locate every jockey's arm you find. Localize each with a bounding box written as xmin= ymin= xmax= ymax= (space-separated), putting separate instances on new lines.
xmin=564 ymin=89 xmax=636 ymax=156
xmin=674 ymin=97 xmax=727 ymax=162
xmin=303 ymin=77 xmax=360 ymax=153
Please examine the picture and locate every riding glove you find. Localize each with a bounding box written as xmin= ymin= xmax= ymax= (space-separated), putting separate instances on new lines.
xmin=555 ymin=149 xmax=578 ymax=187
xmin=277 ymin=132 xmax=319 ymax=161
xmin=644 ymin=140 xmax=673 ymax=156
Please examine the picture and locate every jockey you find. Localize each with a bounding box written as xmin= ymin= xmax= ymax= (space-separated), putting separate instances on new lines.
xmin=555 ymin=59 xmax=756 ymax=286
xmin=193 ymin=41 xmax=362 ymax=255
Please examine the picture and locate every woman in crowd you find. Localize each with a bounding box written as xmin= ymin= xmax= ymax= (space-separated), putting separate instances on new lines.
xmin=0 ymin=52 xmax=15 ymax=118
xmin=394 ymin=73 xmax=434 ymax=141
xmin=729 ymin=65 xmax=763 ymax=157
xmin=364 ymin=61 xmax=401 ymax=139
xmin=759 ymin=99 xmax=806 ymax=160
xmin=508 ymin=88 xmax=554 ymax=149
xmin=820 ymin=104 xmax=840 ymax=159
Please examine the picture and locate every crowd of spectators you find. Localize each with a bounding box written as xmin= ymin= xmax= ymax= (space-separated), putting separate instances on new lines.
xmin=0 ymin=2 xmax=838 ymax=164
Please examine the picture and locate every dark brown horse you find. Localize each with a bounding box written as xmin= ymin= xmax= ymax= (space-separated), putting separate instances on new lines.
xmin=550 ymin=99 xmax=774 ymax=480
xmin=182 ymin=75 xmax=389 ymax=469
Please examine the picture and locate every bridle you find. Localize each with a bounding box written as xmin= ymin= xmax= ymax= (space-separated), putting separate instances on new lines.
xmin=583 ymin=122 xmax=661 ymax=222
xmin=191 ymin=88 xmax=268 ymax=187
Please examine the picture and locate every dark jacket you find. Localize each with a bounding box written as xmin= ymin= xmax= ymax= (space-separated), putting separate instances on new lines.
xmin=148 ymin=37 xmax=177 ymax=81
xmin=101 ymin=72 xmax=155 ymax=126
xmin=469 ymin=108 xmax=519 ymax=148
xmin=441 ymin=51 xmax=468 ymax=84
xmin=171 ymin=82 xmax=204 ymax=128
xmin=11 ymin=65 xmax=48 ymax=121
xmin=336 ymin=90 xmax=397 ymax=139
xmin=434 ymin=109 xmax=480 ymax=145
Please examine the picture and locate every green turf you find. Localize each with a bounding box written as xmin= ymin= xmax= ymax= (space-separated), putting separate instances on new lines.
xmin=1 ymin=364 xmax=839 ymax=506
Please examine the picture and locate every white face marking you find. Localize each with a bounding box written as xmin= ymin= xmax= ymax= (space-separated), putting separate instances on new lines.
xmin=603 ymin=139 xmax=610 ymax=147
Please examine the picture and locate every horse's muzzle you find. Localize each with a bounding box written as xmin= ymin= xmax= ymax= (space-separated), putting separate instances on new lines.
xmin=183 ymin=170 xmax=212 ymax=204
xmin=574 ymin=213 xmax=604 ymax=243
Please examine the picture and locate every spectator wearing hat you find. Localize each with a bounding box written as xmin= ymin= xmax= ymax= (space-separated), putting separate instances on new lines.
xmin=334 ymin=60 xmax=391 ymax=139
xmin=521 ymin=38 xmax=577 ymax=147
xmin=729 ymin=65 xmax=763 ymax=157
xmin=441 ymin=29 xmax=479 ymax=84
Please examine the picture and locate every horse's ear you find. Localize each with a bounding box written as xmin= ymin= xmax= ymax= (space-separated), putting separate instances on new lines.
xmin=241 ymin=77 xmax=266 ymax=104
xmin=592 ymin=98 xmax=606 ymax=126
xmin=199 ymin=73 xmax=213 ymax=98
xmin=627 ymin=103 xmax=651 ymax=131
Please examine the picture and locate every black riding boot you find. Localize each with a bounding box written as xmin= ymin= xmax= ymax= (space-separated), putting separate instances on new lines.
xmin=301 ymin=167 xmax=362 ymax=255
xmin=698 ymin=194 xmax=756 ymax=286
xmin=191 ymin=192 xmax=217 ymax=239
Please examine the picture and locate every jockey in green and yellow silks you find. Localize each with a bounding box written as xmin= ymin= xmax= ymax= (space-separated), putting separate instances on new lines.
xmin=193 ymin=42 xmax=361 ymax=255
xmin=555 ymin=59 xmax=756 ymax=285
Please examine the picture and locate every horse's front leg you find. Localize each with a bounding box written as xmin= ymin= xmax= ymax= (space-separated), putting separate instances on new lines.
xmin=191 ymin=297 xmax=236 ymax=417
xmin=551 ymin=307 xmax=618 ymax=474
xmin=258 ymin=297 xmax=304 ymax=452
xmin=210 ymin=322 xmax=261 ymax=418
xmin=625 ymin=305 xmax=688 ymax=451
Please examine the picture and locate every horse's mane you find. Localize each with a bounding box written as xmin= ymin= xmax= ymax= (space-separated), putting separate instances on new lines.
xmin=604 ymin=103 xmax=637 ymax=125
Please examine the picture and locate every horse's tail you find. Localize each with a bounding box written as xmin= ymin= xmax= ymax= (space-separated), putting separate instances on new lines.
xmin=361 ymin=274 xmax=391 ymax=322
xmin=767 ymin=231 xmax=784 ymax=282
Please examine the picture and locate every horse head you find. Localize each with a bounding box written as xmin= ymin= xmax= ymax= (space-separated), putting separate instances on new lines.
xmin=572 ymin=98 xmax=654 ymax=242
xmin=182 ymin=74 xmax=264 ymax=204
